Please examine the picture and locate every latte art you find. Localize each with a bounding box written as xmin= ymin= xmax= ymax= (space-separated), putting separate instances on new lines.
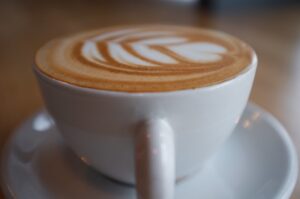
xmin=35 ymin=25 xmax=256 ymax=92
xmin=82 ymin=30 xmax=227 ymax=67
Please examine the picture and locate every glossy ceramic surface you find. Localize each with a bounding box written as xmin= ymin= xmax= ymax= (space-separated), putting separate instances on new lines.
xmin=34 ymin=53 xmax=256 ymax=199
xmin=1 ymin=103 xmax=297 ymax=199
xmin=34 ymin=62 xmax=256 ymax=185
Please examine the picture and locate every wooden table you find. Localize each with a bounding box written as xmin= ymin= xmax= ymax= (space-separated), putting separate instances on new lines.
xmin=1 ymin=1 xmax=299 ymax=198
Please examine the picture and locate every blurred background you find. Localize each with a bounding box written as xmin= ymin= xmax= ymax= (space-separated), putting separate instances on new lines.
xmin=0 ymin=0 xmax=300 ymax=198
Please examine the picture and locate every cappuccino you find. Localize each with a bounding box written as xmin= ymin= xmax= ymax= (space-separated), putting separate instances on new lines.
xmin=35 ymin=25 xmax=256 ymax=92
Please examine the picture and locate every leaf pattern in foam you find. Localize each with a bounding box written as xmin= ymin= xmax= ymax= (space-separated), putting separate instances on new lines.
xmin=167 ymin=42 xmax=227 ymax=62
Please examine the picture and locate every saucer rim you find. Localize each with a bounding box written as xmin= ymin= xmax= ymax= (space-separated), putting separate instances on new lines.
xmin=1 ymin=102 xmax=298 ymax=199
xmin=247 ymin=103 xmax=298 ymax=199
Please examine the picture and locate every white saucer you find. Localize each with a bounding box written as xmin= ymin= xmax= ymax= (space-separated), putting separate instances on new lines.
xmin=1 ymin=103 xmax=298 ymax=199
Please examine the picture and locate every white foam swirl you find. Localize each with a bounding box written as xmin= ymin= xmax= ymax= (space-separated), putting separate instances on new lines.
xmin=81 ymin=28 xmax=228 ymax=67
xmin=167 ymin=42 xmax=226 ymax=62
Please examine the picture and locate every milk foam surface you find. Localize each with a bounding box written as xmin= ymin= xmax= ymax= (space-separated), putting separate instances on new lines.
xmin=35 ymin=25 xmax=256 ymax=92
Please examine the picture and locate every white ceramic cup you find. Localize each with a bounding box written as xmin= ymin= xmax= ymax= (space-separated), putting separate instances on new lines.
xmin=34 ymin=56 xmax=256 ymax=199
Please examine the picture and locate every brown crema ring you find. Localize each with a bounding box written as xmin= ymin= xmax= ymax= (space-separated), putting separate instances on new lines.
xmin=35 ymin=25 xmax=256 ymax=92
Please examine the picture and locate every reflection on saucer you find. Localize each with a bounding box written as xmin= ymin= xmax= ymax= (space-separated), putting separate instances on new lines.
xmin=1 ymin=103 xmax=297 ymax=199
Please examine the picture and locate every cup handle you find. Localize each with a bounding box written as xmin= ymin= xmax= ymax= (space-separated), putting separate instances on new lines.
xmin=135 ymin=119 xmax=175 ymax=199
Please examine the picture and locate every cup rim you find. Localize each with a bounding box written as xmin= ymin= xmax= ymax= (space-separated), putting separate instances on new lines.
xmin=33 ymin=55 xmax=257 ymax=97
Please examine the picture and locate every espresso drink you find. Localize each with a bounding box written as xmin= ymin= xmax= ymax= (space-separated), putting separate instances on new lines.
xmin=35 ymin=25 xmax=255 ymax=92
